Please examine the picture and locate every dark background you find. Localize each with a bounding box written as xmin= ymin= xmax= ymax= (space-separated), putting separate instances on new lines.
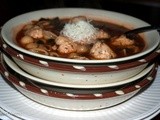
xmin=0 ymin=0 xmax=160 ymax=119
xmin=0 ymin=0 xmax=160 ymax=26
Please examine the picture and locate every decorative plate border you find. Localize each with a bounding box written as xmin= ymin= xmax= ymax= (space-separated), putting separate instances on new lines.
xmin=0 ymin=54 xmax=158 ymax=100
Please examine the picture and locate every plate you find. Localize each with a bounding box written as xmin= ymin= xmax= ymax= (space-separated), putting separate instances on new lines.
xmin=3 ymin=54 xmax=154 ymax=88
xmin=1 ymin=54 xmax=157 ymax=110
xmin=0 ymin=67 xmax=160 ymax=120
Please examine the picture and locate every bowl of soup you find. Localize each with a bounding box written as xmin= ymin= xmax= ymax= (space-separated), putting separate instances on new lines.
xmin=1 ymin=8 xmax=160 ymax=86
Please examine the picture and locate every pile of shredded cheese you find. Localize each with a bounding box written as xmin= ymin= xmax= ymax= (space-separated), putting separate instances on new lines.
xmin=60 ymin=20 xmax=98 ymax=44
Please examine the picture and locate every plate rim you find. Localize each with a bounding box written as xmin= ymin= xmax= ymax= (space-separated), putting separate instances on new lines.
xmin=0 ymin=67 xmax=160 ymax=120
xmin=2 ymin=54 xmax=154 ymax=89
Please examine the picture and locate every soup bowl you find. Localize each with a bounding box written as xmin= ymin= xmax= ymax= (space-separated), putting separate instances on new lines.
xmin=2 ymin=54 xmax=155 ymax=88
xmin=0 ymin=53 xmax=158 ymax=110
xmin=1 ymin=43 xmax=159 ymax=86
xmin=1 ymin=8 xmax=160 ymax=86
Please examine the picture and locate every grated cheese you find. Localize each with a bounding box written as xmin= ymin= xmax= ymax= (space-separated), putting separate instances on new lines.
xmin=60 ymin=20 xmax=98 ymax=44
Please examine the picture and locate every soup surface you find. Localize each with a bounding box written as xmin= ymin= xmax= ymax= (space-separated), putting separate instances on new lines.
xmin=16 ymin=16 xmax=145 ymax=60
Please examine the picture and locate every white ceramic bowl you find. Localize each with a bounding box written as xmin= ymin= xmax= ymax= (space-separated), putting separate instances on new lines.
xmin=1 ymin=8 xmax=160 ymax=64
xmin=1 ymin=8 xmax=160 ymax=86
xmin=2 ymin=54 xmax=155 ymax=88
xmin=1 ymin=54 xmax=158 ymax=110
xmin=2 ymin=39 xmax=160 ymax=86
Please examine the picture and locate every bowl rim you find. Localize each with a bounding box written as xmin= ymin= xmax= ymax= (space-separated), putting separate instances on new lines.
xmin=1 ymin=53 xmax=158 ymax=99
xmin=1 ymin=39 xmax=160 ymax=72
xmin=2 ymin=54 xmax=155 ymax=89
xmin=1 ymin=8 xmax=160 ymax=64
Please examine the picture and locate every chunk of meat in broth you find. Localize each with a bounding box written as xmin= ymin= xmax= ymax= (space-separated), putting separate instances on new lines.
xmin=25 ymin=26 xmax=43 ymax=39
xmin=111 ymin=35 xmax=135 ymax=47
xmin=25 ymin=25 xmax=57 ymax=40
xmin=111 ymin=35 xmax=140 ymax=56
xmin=55 ymin=36 xmax=77 ymax=54
xmin=21 ymin=24 xmax=58 ymax=55
xmin=43 ymin=30 xmax=57 ymax=40
xmin=96 ymin=29 xmax=110 ymax=39
xmin=90 ymin=41 xmax=117 ymax=60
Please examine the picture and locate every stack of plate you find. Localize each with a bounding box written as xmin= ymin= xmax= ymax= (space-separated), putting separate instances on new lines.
xmin=0 ymin=8 xmax=160 ymax=111
xmin=0 ymin=53 xmax=159 ymax=110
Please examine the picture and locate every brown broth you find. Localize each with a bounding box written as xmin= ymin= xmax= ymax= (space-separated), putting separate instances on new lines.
xmin=16 ymin=17 xmax=145 ymax=60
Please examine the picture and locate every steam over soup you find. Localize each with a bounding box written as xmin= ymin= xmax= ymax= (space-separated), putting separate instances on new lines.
xmin=16 ymin=16 xmax=145 ymax=60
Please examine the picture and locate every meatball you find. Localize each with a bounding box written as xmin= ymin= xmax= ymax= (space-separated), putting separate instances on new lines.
xmin=96 ymin=30 xmax=110 ymax=39
xmin=25 ymin=26 xmax=43 ymax=39
xmin=55 ymin=36 xmax=77 ymax=54
xmin=90 ymin=41 xmax=116 ymax=60
xmin=111 ymin=35 xmax=135 ymax=47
